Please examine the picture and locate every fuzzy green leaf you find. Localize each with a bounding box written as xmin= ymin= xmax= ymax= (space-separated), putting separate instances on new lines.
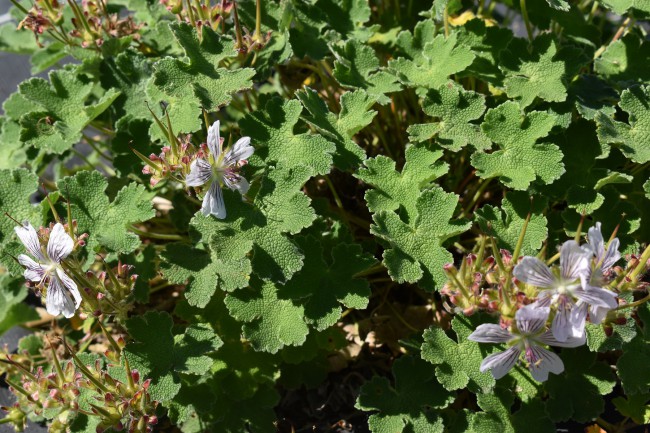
xmin=455 ymin=19 xmax=513 ymax=86
xmin=596 ymin=84 xmax=650 ymax=163
xmin=356 ymin=355 xmax=453 ymax=433
xmin=124 ymin=311 xmax=222 ymax=402
xmin=600 ymin=0 xmax=650 ymax=16
xmin=296 ymin=87 xmax=376 ymax=171
xmin=389 ymin=32 xmax=474 ymax=90
xmin=421 ymin=315 xmax=495 ymax=392
xmin=151 ymin=22 xmax=255 ymax=134
xmin=57 ymin=171 xmax=155 ymax=258
xmin=472 ymin=101 xmax=563 ymax=190
xmin=371 ymin=187 xmax=470 ymax=291
xmin=190 ymin=164 xmax=315 ymax=284
xmin=332 ymin=39 xmax=402 ymax=104
xmin=240 ymin=98 xmax=335 ymax=174
xmin=224 ymin=276 xmax=309 ymax=353
xmin=470 ymin=390 xmax=554 ymax=433
xmin=18 ymin=68 xmax=120 ymax=154
xmin=356 ymin=143 xmax=448 ymax=223
xmin=499 ymin=35 xmax=568 ymax=108
xmin=280 ymin=236 xmax=377 ymax=330
xmin=408 ymin=83 xmax=491 ymax=151
xmin=476 ymin=191 xmax=548 ymax=255
xmin=594 ymin=34 xmax=650 ymax=87
xmin=617 ymin=303 xmax=650 ymax=395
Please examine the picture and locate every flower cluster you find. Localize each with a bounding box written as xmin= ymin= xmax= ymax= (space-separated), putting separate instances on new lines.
xmin=468 ymin=223 xmax=622 ymax=381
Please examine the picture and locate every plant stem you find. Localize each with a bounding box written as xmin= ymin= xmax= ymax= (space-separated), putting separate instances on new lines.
xmin=520 ymin=0 xmax=534 ymax=43
xmin=629 ymin=243 xmax=650 ymax=282
xmin=128 ymin=225 xmax=188 ymax=241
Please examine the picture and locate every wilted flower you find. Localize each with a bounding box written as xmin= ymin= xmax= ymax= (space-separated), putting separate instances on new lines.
xmin=468 ymin=305 xmax=584 ymax=382
xmin=185 ymin=120 xmax=253 ymax=219
xmin=15 ymin=222 xmax=81 ymax=318
xmin=513 ymin=240 xmax=615 ymax=341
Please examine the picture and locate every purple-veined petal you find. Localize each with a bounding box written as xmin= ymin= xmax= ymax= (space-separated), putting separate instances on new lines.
xmin=223 ymin=137 xmax=254 ymax=167
xmin=207 ymin=120 xmax=222 ymax=160
xmin=56 ymin=268 xmax=81 ymax=309
xmin=46 ymin=275 xmax=77 ymax=318
xmin=587 ymin=223 xmax=605 ymax=263
xmin=513 ymin=257 xmax=555 ymax=288
xmin=560 ymin=240 xmax=591 ymax=280
xmin=574 ymin=286 xmax=618 ymax=309
xmin=569 ymin=302 xmax=588 ymax=339
xmin=551 ymin=297 xmax=574 ymax=342
xmin=480 ymin=346 xmax=521 ymax=379
xmin=18 ymin=254 xmax=45 ymax=282
xmin=531 ymin=292 xmax=553 ymax=308
xmin=468 ymin=324 xmax=513 ymax=343
xmin=14 ymin=221 xmax=45 ymax=261
xmin=222 ymin=172 xmax=250 ymax=195
xmin=201 ymin=181 xmax=226 ymax=219
xmin=537 ymin=330 xmax=586 ymax=348
xmin=602 ymin=237 xmax=620 ymax=271
xmin=185 ymin=159 xmax=213 ymax=187
xmin=47 ymin=223 xmax=74 ymax=263
xmin=516 ymin=305 xmax=550 ymax=335
xmin=527 ymin=346 xmax=564 ymax=382
xmin=589 ymin=305 xmax=611 ymax=324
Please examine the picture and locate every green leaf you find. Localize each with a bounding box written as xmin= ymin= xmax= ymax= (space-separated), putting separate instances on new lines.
xmin=371 ymin=187 xmax=470 ymax=291
xmin=332 ymin=39 xmax=402 ymax=104
xmin=472 ymin=101 xmax=563 ymax=190
xmin=389 ymin=32 xmax=475 ymax=91
xmin=280 ymin=236 xmax=377 ymax=330
xmin=190 ymin=164 xmax=315 ymax=284
xmin=0 ymin=168 xmax=41 ymax=274
xmin=224 ymin=276 xmax=309 ymax=353
xmin=240 ymin=98 xmax=335 ymax=174
xmin=545 ymin=347 xmax=616 ymax=422
xmin=545 ymin=0 xmax=570 ymax=11
xmin=470 ymin=390 xmax=554 ymax=433
xmin=421 ymin=315 xmax=495 ymax=393
xmin=594 ymin=34 xmax=650 ymax=87
xmin=57 ymin=171 xmax=155 ymax=259
xmin=408 ymin=83 xmax=491 ymax=151
xmin=476 ymin=191 xmax=548 ymax=255
xmin=455 ymin=19 xmax=513 ymax=86
xmin=0 ymin=23 xmax=38 ymax=54
xmin=613 ymin=394 xmax=650 ymax=425
xmin=499 ymin=35 xmax=568 ymax=108
xmin=356 ymin=143 xmax=448 ymax=223
xmin=296 ymin=87 xmax=376 ymax=171
xmin=617 ymin=303 xmax=650 ymax=395
xmin=150 ymin=22 xmax=255 ymax=134
xmin=0 ymin=275 xmax=38 ymax=335
xmin=161 ymin=242 xmax=251 ymax=307
xmin=596 ymin=84 xmax=650 ymax=163
xmin=18 ymin=67 xmax=120 ymax=154
xmin=210 ymin=385 xmax=279 ymax=433
xmin=124 ymin=311 xmax=222 ymax=402
xmin=356 ymin=355 xmax=453 ymax=433
xmin=600 ymin=0 xmax=650 ymax=16
xmin=568 ymin=75 xmax=618 ymax=120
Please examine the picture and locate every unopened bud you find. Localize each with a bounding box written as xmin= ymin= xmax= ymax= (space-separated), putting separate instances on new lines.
xmin=131 ymin=370 xmax=140 ymax=384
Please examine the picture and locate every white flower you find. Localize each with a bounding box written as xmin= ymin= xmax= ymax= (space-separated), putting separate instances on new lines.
xmin=573 ymin=223 xmax=620 ymax=325
xmin=185 ymin=120 xmax=254 ymax=219
xmin=468 ymin=305 xmax=584 ymax=382
xmin=15 ymin=221 xmax=81 ymax=318
xmin=513 ymin=240 xmax=614 ymax=342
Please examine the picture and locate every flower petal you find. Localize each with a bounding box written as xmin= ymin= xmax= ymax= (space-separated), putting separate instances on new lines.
xmin=537 ymin=330 xmax=586 ymax=348
xmin=47 ymin=223 xmax=74 ymax=263
xmin=589 ymin=305 xmax=610 ymax=324
xmin=560 ymin=240 xmax=591 ymax=280
xmin=224 ymin=137 xmax=254 ymax=166
xmin=587 ymin=223 xmax=605 ymax=262
xmin=207 ymin=120 xmax=222 ymax=159
xmin=574 ymin=286 xmax=618 ymax=309
xmin=480 ymin=346 xmax=520 ymax=379
xmin=468 ymin=324 xmax=513 ymax=343
xmin=551 ymin=299 xmax=574 ymax=342
xmin=201 ymin=182 xmax=226 ymax=219
xmin=14 ymin=221 xmax=45 ymax=261
xmin=513 ymin=257 xmax=555 ymax=288
xmin=46 ymin=275 xmax=77 ymax=318
xmin=528 ymin=346 xmax=564 ymax=382
xmin=568 ymin=302 xmax=588 ymax=339
xmin=18 ymin=254 xmax=45 ymax=282
xmin=185 ymin=159 xmax=213 ymax=187
xmin=516 ymin=305 xmax=550 ymax=335
xmin=56 ymin=268 xmax=81 ymax=309
xmin=602 ymin=237 xmax=620 ymax=271
xmin=222 ymin=173 xmax=250 ymax=195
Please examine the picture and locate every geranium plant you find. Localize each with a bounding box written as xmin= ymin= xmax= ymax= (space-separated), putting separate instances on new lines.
xmin=1 ymin=0 xmax=650 ymax=431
